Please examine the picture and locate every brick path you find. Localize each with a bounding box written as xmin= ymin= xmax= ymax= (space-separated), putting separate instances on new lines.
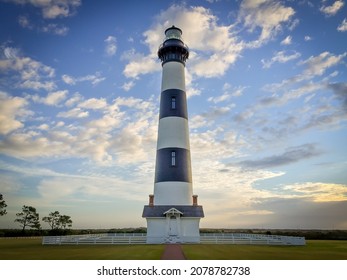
xmin=161 ymin=244 xmax=186 ymax=260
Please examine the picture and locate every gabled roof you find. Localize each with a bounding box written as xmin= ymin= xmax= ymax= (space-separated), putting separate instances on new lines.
xmin=143 ymin=205 xmax=204 ymax=218
xmin=163 ymin=208 xmax=183 ymax=215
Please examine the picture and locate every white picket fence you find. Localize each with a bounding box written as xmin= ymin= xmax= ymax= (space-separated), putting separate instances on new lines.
xmin=42 ymin=233 xmax=146 ymax=245
xmin=42 ymin=232 xmax=305 ymax=245
xmin=200 ymin=233 xmax=306 ymax=245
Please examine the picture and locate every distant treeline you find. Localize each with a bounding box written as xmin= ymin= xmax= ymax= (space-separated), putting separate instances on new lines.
xmin=0 ymin=229 xmax=73 ymax=237
xmin=0 ymin=227 xmax=147 ymax=237
xmin=200 ymin=228 xmax=347 ymax=240
xmin=1 ymin=227 xmax=346 ymax=240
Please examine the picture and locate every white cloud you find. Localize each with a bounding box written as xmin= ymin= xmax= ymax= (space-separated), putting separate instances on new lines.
xmin=288 ymin=18 xmax=300 ymax=31
xmin=45 ymin=90 xmax=68 ymax=106
xmin=41 ymin=23 xmax=69 ymax=35
xmin=18 ymin=15 xmax=69 ymax=35
xmin=0 ymin=131 xmax=70 ymax=158
xmin=0 ymin=94 xmax=158 ymax=165
xmin=37 ymin=177 xmax=78 ymax=200
xmin=231 ymin=86 xmax=247 ymax=97
xmin=233 ymin=109 xmax=255 ymax=123
xmin=104 ymin=36 xmax=117 ymax=56
xmin=320 ymin=0 xmax=344 ymax=16
xmin=7 ymin=0 xmax=81 ymax=19
xmin=0 ymin=47 xmax=56 ymax=79
xmin=151 ymin=5 xmax=243 ymax=76
xmin=190 ymin=154 xmax=286 ymax=228
xmin=61 ymin=72 xmax=106 ymax=86
xmin=300 ymin=51 xmax=347 ymax=77
xmin=304 ymin=35 xmax=312 ymax=41
xmin=18 ymin=15 xmax=33 ymax=29
xmin=192 ymin=52 xmax=238 ymax=78
xmin=190 ymin=115 xmax=212 ymax=129
xmin=261 ymin=50 xmax=301 ymax=68
xmin=122 ymin=2 xmax=296 ymax=85
xmin=260 ymin=81 xmax=325 ymax=107
xmin=121 ymin=80 xmax=135 ymax=91
xmin=80 ymin=73 xmax=105 ymax=85
xmin=122 ymin=49 xmax=159 ymax=78
xmin=337 ymin=18 xmax=347 ymax=31
xmin=0 ymin=91 xmax=32 ymax=135
xmin=32 ymin=90 xmax=68 ymax=106
xmin=0 ymin=46 xmax=56 ymax=91
xmin=87 ymin=115 xmax=121 ymax=132
xmin=65 ymin=92 xmax=82 ymax=107
xmin=281 ymin=35 xmax=292 ymax=45
xmin=283 ymin=182 xmax=347 ymax=202
xmin=122 ymin=5 xmax=243 ymax=80
xmin=62 ymin=74 xmax=75 ymax=85
xmin=208 ymin=83 xmax=246 ymax=103
xmin=79 ymin=98 xmax=108 ymax=110
xmin=255 ymin=50 xmax=347 ymax=142
xmin=262 ymin=63 xmax=343 ymax=99
xmin=37 ymin=124 xmax=49 ymax=130
xmin=112 ymin=111 xmax=156 ymax=163
xmin=55 ymin=121 xmax=65 ymax=127
xmin=19 ymin=80 xmax=56 ymax=91
xmin=33 ymin=170 xmax=151 ymax=205
xmin=185 ymin=69 xmax=201 ymax=98
xmin=190 ymin=127 xmax=246 ymax=163
xmin=43 ymin=4 xmax=69 ymax=18
xmin=208 ymin=92 xmax=231 ymax=103
xmin=239 ymin=0 xmax=295 ymax=45
xmin=57 ymin=107 xmax=89 ymax=118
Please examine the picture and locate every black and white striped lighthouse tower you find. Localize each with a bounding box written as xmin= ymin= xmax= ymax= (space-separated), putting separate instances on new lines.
xmin=143 ymin=26 xmax=204 ymax=244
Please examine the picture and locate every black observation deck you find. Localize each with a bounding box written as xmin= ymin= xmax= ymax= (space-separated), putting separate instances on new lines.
xmin=158 ymin=25 xmax=189 ymax=65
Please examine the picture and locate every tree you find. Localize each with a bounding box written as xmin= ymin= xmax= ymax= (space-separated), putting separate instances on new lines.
xmin=0 ymin=193 xmax=7 ymax=216
xmin=42 ymin=211 xmax=72 ymax=230
xmin=14 ymin=205 xmax=41 ymax=231
xmin=42 ymin=211 xmax=60 ymax=230
xmin=59 ymin=215 xmax=72 ymax=229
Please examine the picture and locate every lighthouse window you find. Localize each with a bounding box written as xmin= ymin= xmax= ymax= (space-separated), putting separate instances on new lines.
xmin=171 ymin=151 xmax=176 ymax=166
xmin=171 ymin=97 xmax=176 ymax=109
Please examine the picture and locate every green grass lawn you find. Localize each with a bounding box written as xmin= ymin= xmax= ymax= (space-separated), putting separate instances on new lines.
xmin=1 ymin=238 xmax=347 ymax=260
xmin=182 ymin=240 xmax=347 ymax=260
xmin=0 ymin=238 xmax=164 ymax=260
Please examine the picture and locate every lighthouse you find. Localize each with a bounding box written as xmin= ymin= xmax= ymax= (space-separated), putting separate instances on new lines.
xmin=143 ymin=26 xmax=204 ymax=244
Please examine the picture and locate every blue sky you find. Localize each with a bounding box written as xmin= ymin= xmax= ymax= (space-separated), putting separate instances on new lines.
xmin=0 ymin=0 xmax=346 ymax=230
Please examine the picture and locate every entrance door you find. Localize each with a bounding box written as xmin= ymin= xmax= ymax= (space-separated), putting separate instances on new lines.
xmin=164 ymin=208 xmax=182 ymax=243
xmin=169 ymin=216 xmax=178 ymax=236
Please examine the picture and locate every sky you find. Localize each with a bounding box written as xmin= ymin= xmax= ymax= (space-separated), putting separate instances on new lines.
xmin=0 ymin=0 xmax=346 ymax=230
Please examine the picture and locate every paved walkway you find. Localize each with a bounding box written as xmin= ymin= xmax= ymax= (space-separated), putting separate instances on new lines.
xmin=161 ymin=244 xmax=186 ymax=260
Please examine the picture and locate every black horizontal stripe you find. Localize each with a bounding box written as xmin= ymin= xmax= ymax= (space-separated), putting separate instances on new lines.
xmin=155 ymin=148 xmax=192 ymax=183
xmin=159 ymin=89 xmax=188 ymax=119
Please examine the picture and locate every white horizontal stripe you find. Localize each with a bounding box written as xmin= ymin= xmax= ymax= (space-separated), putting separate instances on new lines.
xmin=154 ymin=181 xmax=193 ymax=205
xmin=157 ymin=117 xmax=190 ymax=150
xmin=161 ymin=61 xmax=186 ymax=91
